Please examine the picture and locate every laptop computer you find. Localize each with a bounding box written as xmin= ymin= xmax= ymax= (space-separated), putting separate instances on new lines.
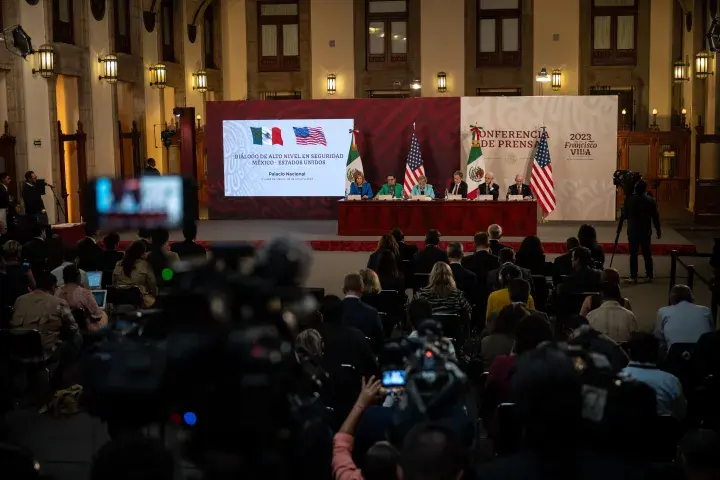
xmin=87 ymin=271 xmax=102 ymax=290
xmin=92 ymin=290 xmax=108 ymax=310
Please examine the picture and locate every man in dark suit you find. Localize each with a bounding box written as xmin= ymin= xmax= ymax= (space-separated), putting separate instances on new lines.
xmin=553 ymin=236 xmax=580 ymax=287
xmin=448 ymin=171 xmax=468 ymax=198
xmin=0 ymin=172 xmax=16 ymax=230
xmin=21 ymin=171 xmax=48 ymax=225
xmin=478 ymin=172 xmax=500 ymax=200
xmin=316 ymin=295 xmax=378 ymax=378
xmin=76 ymin=224 xmax=104 ymax=272
xmin=138 ymin=228 xmax=152 ymax=250
xmin=487 ymin=247 xmax=533 ymax=292
xmin=391 ymin=227 xmax=418 ymax=262
xmin=506 ymin=173 xmax=534 ymax=200
xmin=487 ymin=224 xmax=508 ymax=256
xmin=144 ymin=158 xmax=160 ymax=175
xmin=99 ymin=232 xmax=124 ymax=272
xmin=22 ymin=225 xmax=49 ymax=276
xmin=557 ymin=246 xmax=603 ymax=295
xmin=341 ymin=273 xmax=384 ymax=354
xmin=413 ymin=229 xmax=449 ymax=274
xmin=170 ymin=222 xmax=207 ymax=261
xmin=447 ymin=242 xmax=477 ymax=306
xmin=620 ymin=179 xmax=661 ymax=283
xmin=462 ymin=231 xmax=501 ymax=297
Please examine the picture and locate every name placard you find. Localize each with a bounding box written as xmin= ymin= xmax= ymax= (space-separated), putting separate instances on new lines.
xmin=377 ymin=195 xmax=393 ymax=201
xmin=446 ymin=194 xmax=462 ymax=201
xmin=477 ymin=195 xmax=493 ymax=201
xmin=508 ymin=195 xmax=523 ymax=201
xmin=347 ymin=195 xmax=361 ymax=201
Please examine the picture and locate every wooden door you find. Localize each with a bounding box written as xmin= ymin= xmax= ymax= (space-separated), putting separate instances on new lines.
xmin=0 ymin=122 xmax=17 ymax=199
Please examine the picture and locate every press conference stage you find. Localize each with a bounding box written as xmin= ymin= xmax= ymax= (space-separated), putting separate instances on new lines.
xmin=99 ymin=219 xmax=695 ymax=256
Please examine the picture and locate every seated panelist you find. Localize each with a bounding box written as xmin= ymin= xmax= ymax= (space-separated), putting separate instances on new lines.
xmin=478 ymin=171 xmax=500 ymax=200
xmin=448 ymin=170 xmax=468 ymax=199
xmin=348 ymin=171 xmax=373 ymax=199
xmin=410 ymin=175 xmax=435 ymax=199
xmin=377 ymin=173 xmax=403 ymax=199
xmin=507 ymin=173 xmax=534 ymax=200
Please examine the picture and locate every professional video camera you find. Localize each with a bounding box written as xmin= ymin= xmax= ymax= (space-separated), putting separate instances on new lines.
xmin=613 ymin=169 xmax=643 ymax=196
xmin=82 ymin=234 xmax=327 ymax=479
xmin=382 ymin=320 xmax=467 ymax=419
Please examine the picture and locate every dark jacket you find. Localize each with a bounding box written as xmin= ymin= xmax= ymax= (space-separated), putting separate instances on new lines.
xmin=515 ymin=252 xmax=549 ymax=276
xmin=22 ymin=237 xmax=49 ymax=275
xmin=552 ymin=251 xmax=574 ymax=287
xmin=0 ymin=184 xmax=10 ymax=209
xmin=367 ymin=249 xmax=399 ymax=272
xmin=170 ymin=239 xmax=207 ymax=261
xmin=507 ymin=183 xmax=533 ymax=199
xmin=99 ymin=249 xmax=124 ymax=272
xmin=341 ymin=297 xmax=384 ymax=354
xmin=21 ymin=183 xmax=45 ymax=215
xmin=448 ymin=180 xmax=468 ymax=198
xmin=397 ymin=241 xmax=419 ymax=262
xmin=462 ymin=249 xmax=501 ymax=295
xmin=478 ymin=182 xmax=500 ymax=200
xmin=621 ymin=193 xmax=661 ymax=239
xmin=558 ymin=267 xmax=603 ymax=295
xmin=144 ymin=166 xmax=160 ymax=176
xmin=450 ymin=262 xmax=478 ymax=305
xmin=488 ymin=239 xmax=508 ymax=256
xmin=413 ymin=245 xmax=449 ymax=274
xmin=487 ymin=263 xmax=534 ymax=292
xmin=316 ymin=322 xmax=378 ymax=378
xmin=76 ymin=237 xmax=104 ymax=272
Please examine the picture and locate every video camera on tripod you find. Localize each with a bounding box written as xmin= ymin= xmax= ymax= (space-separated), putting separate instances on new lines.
xmin=613 ymin=169 xmax=643 ymax=196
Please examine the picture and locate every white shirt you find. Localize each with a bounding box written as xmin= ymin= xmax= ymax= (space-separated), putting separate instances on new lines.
xmin=655 ymin=301 xmax=714 ymax=349
xmin=587 ymin=300 xmax=638 ymax=343
xmin=50 ymin=262 xmax=89 ymax=289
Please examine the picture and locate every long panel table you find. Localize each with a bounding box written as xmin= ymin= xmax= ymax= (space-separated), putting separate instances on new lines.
xmin=337 ymin=200 xmax=538 ymax=237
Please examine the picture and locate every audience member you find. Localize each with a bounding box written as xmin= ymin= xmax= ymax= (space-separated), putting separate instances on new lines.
xmin=21 ymin=225 xmax=49 ymax=276
xmin=587 ymin=282 xmax=637 ymax=343
xmin=515 ymin=235 xmax=549 ymax=276
xmin=485 ymin=314 xmax=553 ymax=410
xmin=557 ymin=246 xmax=602 ymax=295
xmin=99 ymin=232 xmax=124 ymax=272
xmin=461 ymin=232 xmax=500 ymax=289
xmin=486 ymin=248 xmax=532 ymax=292
xmin=486 ymin=265 xmax=535 ymax=323
xmin=342 ymin=273 xmax=384 ymax=353
xmin=399 ymin=423 xmax=467 ymax=480
xmin=655 ymin=285 xmax=714 ymax=351
xmin=375 ymin=249 xmax=405 ymax=293
xmin=407 ymin=298 xmax=456 ymax=359
xmin=565 ymin=315 xmax=629 ymax=372
xmin=481 ymin=303 xmax=527 ymax=369
xmin=447 ymin=242 xmax=477 ymax=306
xmin=50 ymin=248 xmax=89 ymax=288
xmin=170 ymin=222 xmax=207 ymax=261
xmin=391 ymin=227 xmax=418 ymax=263
xmin=413 ymin=229 xmax=448 ymax=274
xmin=11 ymin=273 xmax=81 ymax=386
xmin=415 ymin=262 xmax=472 ymax=322
xmin=316 ymin=295 xmax=378 ymax=378
xmin=580 ymin=268 xmax=632 ymax=315
xmin=359 ymin=268 xmax=383 ymax=310
xmin=90 ymin=435 xmax=176 ymax=480
xmin=76 ymin=224 xmax=103 ymax=271
xmin=56 ymin=264 xmax=108 ymax=332
xmin=296 ymin=328 xmax=323 ymax=363
xmin=112 ymin=240 xmax=157 ymax=308
xmin=145 ymin=228 xmax=180 ymax=286
xmin=578 ymin=223 xmax=605 ymax=267
xmin=0 ymin=240 xmax=34 ymax=306
xmin=487 ymin=224 xmax=507 ymax=256
xmin=677 ymin=429 xmax=720 ymax=480
xmin=622 ymin=332 xmax=686 ymax=419
xmin=367 ymin=233 xmax=400 ymax=272
xmin=552 ymin=236 xmax=580 ymax=286
xmin=137 ymin=228 xmax=152 ymax=249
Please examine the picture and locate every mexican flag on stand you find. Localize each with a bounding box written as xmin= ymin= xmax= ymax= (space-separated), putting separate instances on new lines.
xmin=466 ymin=125 xmax=485 ymax=199
xmin=345 ymin=130 xmax=364 ymax=194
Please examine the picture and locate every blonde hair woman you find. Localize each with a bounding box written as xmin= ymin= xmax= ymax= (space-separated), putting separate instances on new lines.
xmin=296 ymin=328 xmax=323 ymax=362
xmin=348 ymin=170 xmax=373 ymax=199
xmin=416 ymin=262 xmax=472 ymax=320
xmin=359 ymin=268 xmax=381 ymax=294
xmin=410 ymin=175 xmax=436 ymax=199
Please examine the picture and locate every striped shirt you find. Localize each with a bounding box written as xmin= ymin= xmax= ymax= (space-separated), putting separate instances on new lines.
xmin=415 ymin=288 xmax=472 ymax=319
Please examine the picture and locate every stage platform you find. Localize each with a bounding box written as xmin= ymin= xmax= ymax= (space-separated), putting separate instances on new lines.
xmin=112 ymin=220 xmax=696 ymax=255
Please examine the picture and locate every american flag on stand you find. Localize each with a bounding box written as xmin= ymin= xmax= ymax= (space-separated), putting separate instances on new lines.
xmin=403 ymin=125 xmax=426 ymax=196
xmin=530 ymin=127 xmax=556 ymax=217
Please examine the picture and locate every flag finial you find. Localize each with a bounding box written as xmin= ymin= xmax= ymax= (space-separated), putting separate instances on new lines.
xmin=413 ymin=122 xmax=416 ymax=130
xmin=470 ymin=124 xmax=483 ymax=147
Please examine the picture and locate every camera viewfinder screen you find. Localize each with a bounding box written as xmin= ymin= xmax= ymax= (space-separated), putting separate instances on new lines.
xmin=382 ymin=370 xmax=406 ymax=387
xmin=95 ymin=176 xmax=183 ymax=230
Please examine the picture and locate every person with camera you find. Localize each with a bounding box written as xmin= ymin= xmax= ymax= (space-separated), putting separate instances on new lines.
xmin=620 ymin=179 xmax=661 ymax=283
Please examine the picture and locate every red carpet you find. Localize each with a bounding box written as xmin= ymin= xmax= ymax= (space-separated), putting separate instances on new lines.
xmin=111 ymin=239 xmax=696 ymax=256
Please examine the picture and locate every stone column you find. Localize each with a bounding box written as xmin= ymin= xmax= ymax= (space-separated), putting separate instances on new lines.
xmin=420 ymin=0 xmax=464 ymax=97
xmin=533 ymin=0 xmax=580 ymax=95
xmin=221 ymin=0 xmax=248 ymax=100
xmin=648 ymin=0 xmax=673 ymax=130
xmin=310 ymin=0 xmax=354 ymax=98
xmin=89 ymin=2 xmax=116 ymax=177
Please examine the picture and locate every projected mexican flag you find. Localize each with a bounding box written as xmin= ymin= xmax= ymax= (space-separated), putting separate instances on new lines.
xmin=250 ymin=126 xmax=284 ymax=146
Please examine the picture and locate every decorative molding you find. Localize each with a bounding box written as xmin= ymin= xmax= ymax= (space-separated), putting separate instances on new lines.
xmin=90 ymin=0 xmax=106 ymax=21
xmin=187 ymin=24 xmax=197 ymax=43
